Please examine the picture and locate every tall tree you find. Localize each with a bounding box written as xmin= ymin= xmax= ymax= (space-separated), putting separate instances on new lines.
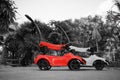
xmin=115 ymin=0 xmax=120 ymax=11
xmin=0 ymin=0 xmax=17 ymax=34
xmin=3 ymin=20 xmax=53 ymax=66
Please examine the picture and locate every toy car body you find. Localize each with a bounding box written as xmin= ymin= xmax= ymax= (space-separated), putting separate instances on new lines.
xmin=70 ymin=46 xmax=109 ymax=70
xmin=0 ymin=45 xmax=3 ymax=55
xmin=34 ymin=41 xmax=86 ymax=70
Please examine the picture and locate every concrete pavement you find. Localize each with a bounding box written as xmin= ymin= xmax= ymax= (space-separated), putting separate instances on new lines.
xmin=0 ymin=65 xmax=120 ymax=80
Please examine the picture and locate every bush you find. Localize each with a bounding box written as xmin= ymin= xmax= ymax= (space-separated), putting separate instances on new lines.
xmin=109 ymin=61 xmax=120 ymax=67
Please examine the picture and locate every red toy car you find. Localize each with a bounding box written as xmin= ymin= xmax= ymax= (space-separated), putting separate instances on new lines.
xmin=34 ymin=41 xmax=86 ymax=70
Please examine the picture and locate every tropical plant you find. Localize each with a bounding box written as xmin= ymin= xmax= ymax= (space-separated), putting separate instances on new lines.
xmin=3 ymin=20 xmax=54 ymax=66
xmin=0 ymin=0 xmax=17 ymax=34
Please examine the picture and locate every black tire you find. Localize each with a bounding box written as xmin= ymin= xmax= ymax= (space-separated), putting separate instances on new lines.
xmin=37 ymin=60 xmax=51 ymax=70
xmin=68 ymin=60 xmax=80 ymax=70
xmin=94 ymin=60 xmax=105 ymax=70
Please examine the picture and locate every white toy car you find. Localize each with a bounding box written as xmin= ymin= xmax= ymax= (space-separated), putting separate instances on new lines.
xmin=0 ymin=45 xmax=3 ymax=55
xmin=70 ymin=46 xmax=109 ymax=70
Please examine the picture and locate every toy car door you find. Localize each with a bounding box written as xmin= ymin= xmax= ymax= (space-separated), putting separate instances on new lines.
xmin=50 ymin=50 xmax=67 ymax=66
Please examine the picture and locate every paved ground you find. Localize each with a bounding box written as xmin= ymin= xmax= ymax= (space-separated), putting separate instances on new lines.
xmin=0 ymin=65 xmax=120 ymax=80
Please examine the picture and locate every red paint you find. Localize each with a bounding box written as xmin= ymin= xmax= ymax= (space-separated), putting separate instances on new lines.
xmin=35 ymin=41 xmax=86 ymax=67
xmin=39 ymin=41 xmax=66 ymax=50
xmin=34 ymin=52 xmax=86 ymax=67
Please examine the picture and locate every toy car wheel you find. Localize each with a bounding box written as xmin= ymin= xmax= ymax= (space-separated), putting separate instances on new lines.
xmin=68 ymin=60 xmax=80 ymax=70
xmin=38 ymin=60 xmax=51 ymax=70
xmin=94 ymin=60 xmax=105 ymax=70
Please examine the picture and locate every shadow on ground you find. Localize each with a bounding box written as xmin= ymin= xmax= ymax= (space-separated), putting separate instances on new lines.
xmin=35 ymin=67 xmax=108 ymax=72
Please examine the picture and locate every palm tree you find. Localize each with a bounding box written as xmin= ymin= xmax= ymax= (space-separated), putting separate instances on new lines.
xmin=115 ymin=0 xmax=120 ymax=11
xmin=3 ymin=19 xmax=53 ymax=66
xmin=0 ymin=0 xmax=17 ymax=34
xmin=0 ymin=0 xmax=17 ymax=64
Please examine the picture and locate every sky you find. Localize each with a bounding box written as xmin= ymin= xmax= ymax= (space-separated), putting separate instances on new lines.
xmin=14 ymin=0 xmax=118 ymax=24
xmin=97 ymin=0 xmax=119 ymax=15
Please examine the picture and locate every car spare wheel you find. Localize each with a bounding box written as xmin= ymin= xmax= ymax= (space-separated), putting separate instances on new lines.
xmin=37 ymin=60 xmax=51 ymax=70
xmin=68 ymin=59 xmax=80 ymax=70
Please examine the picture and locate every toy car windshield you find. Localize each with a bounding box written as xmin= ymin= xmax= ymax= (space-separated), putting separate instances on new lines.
xmin=39 ymin=41 xmax=66 ymax=51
